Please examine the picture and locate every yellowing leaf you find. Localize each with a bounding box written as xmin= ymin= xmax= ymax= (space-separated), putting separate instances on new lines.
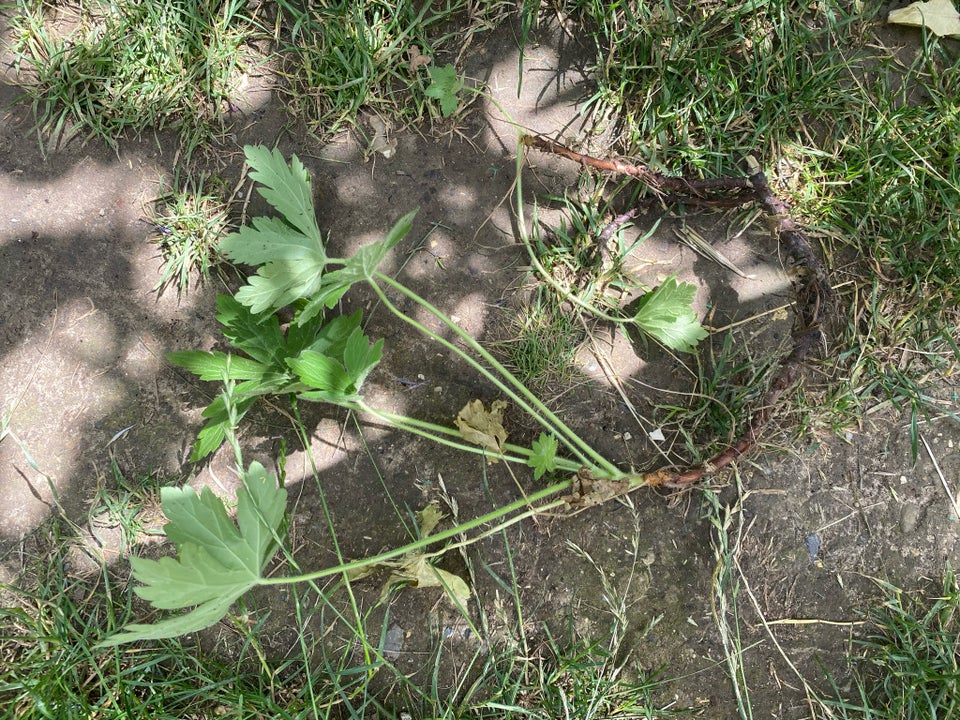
xmin=344 ymin=502 xmax=470 ymax=607
xmin=888 ymin=0 xmax=960 ymax=38
xmin=383 ymin=555 xmax=470 ymax=607
xmin=417 ymin=502 xmax=444 ymax=538
xmin=455 ymin=399 xmax=508 ymax=458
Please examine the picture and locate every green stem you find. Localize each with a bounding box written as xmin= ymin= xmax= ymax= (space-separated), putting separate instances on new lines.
xmin=261 ymin=478 xmax=572 ymax=585
xmin=513 ymin=148 xmax=637 ymax=326
xmin=369 ymin=273 xmax=620 ymax=477
xmin=356 ymin=402 xmax=583 ymax=473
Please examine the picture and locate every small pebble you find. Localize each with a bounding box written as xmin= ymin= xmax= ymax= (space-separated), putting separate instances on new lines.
xmin=899 ymin=502 xmax=921 ymax=534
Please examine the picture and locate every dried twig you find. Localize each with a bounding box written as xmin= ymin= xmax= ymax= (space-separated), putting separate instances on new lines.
xmin=522 ymin=134 xmax=753 ymax=195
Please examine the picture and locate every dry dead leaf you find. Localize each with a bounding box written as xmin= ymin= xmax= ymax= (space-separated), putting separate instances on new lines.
xmin=417 ymin=502 xmax=444 ymax=538
xmin=455 ymin=399 xmax=508 ymax=459
xmin=344 ymin=501 xmax=470 ymax=607
xmin=367 ymin=115 xmax=396 ymax=159
xmin=384 ymin=556 xmax=470 ymax=607
xmin=563 ymin=469 xmax=631 ymax=508
xmin=888 ymin=0 xmax=960 ymax=38
xmin=407 ymin=45 xmax=432 ymax=74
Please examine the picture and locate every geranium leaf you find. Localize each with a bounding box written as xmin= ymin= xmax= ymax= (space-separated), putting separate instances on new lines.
xmin=632 ymin=277 xmax=708 ymax=353
xmin=425 ymin=64 xmax=463 ymax=117
xmin=215 ymin=295 xmax=285 ymax=367
xmin=97 ymin=462 xmax=286 ymax=647
xmin=287 ymin=351 xmax=351 ymax=394
xmin=527 ymin=432 xmax=558 ymax=480
xmin=166 ymin=351 xmax=268 ymax=382
xmin=242 ymin=145 xmax=322 ymax=244
xmin=219 ymin=146 xmax=328 ymax=315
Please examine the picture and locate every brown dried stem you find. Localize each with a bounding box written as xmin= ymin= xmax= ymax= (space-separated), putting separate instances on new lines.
xmin=522 ymin=134 xmax=833 ymax=489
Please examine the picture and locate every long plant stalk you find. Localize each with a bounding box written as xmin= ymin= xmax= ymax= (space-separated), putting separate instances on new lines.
xmin=259 ymin=479 xmax=572 ymax=586
xmin=369 ymin=273 xmax=621 ymax=477
xmin=356 ymin=402 xmax=583 ymax=473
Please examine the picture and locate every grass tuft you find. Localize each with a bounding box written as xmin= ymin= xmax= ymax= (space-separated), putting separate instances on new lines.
xmin=9 ymin=0 xmax=260 ymax=153
xmin=148 ymin=173 xmax=232 ymax=297
xmin=824 ymin=570 xmax=960 ymax=719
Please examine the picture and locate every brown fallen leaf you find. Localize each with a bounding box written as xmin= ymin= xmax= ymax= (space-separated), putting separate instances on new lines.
xmin=562 ymin=469 xmax=631 ymax=508
xmin=407 ymin=45 xmax=432 ymax=74
xmin=367 ymin=115 xmax=396 ymax=159
xmin=455 ymin=399 xmax=508 ymax=459
xmin=888 ymin=0 xmax=960 ymax=38
xmin=345 ymin=501 xmax=470 ymax=607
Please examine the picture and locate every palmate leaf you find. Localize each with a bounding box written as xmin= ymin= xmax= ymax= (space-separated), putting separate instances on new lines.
xmin=243 ymin=145 xmax=321 ymax=244
xmin=219 ymin=146 xmax=328 ymax=315
xmin=233 ymin=257 xmax=330 ymax=315
xmin=166 ymin=351 xmax=268 ymax=382
xmin=215 ymin=295 xmax=285 ymax=366
xmin=632 ymin=276 xmax=708 ymax=353
xmin=287 ymin=327 xmax=383 ymax=404
xmin=223 ymin=146 xmax=417 ymax=319
xmin=425 ymin=63 xmax=463 ymax=117
xmin=97 ymin=462 xmax=286 ymax=647
xmin=527 ymin=432 xmax=558 ymax=480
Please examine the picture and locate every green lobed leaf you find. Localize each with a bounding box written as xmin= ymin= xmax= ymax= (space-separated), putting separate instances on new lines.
xmin=527 ymin=432 xmax=559 ymax=480
xmin=215 ymin=294 xmax=285 ymax=366
xmin=167 ymin=351 xmax=268 ymax=382
xmin=287 ymin=351 xmax=351 ymax=395
xmin=632 ymin=277 xmax=708 ymax=353
xmin=295 ymin=210 xmax=417 ymax=325
xmin=97 ymin=462 xmax=286 ymax=647
xmin=243 ymin=145 xmax=322 ymax=244
xmin=301 ymin=309 xmax=364 ymax=356
xmin=342 ymin=327 xmax=384 ymax=389
xmin=219 ymin=146 xmax=329 ymax=315
xmin=96 ymin=596 xmax=239 ymax=648
xmin=425 ymin=64 xmax=463 ymax=117
xmin=220 ymin=216 xmax=324 ymax=265
xmin=234 ymin=259 xmax=329 ymax=315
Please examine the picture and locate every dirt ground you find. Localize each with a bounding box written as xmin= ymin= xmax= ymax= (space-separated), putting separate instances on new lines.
xmin=2 ymin=19 xmax=960 ymax=719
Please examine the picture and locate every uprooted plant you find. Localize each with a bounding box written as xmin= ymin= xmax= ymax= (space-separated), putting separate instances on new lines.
xmin=100 ymin=140 xmax=829 ymax=646
xmin=98 ymin=145 xmax=704 ymax=645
